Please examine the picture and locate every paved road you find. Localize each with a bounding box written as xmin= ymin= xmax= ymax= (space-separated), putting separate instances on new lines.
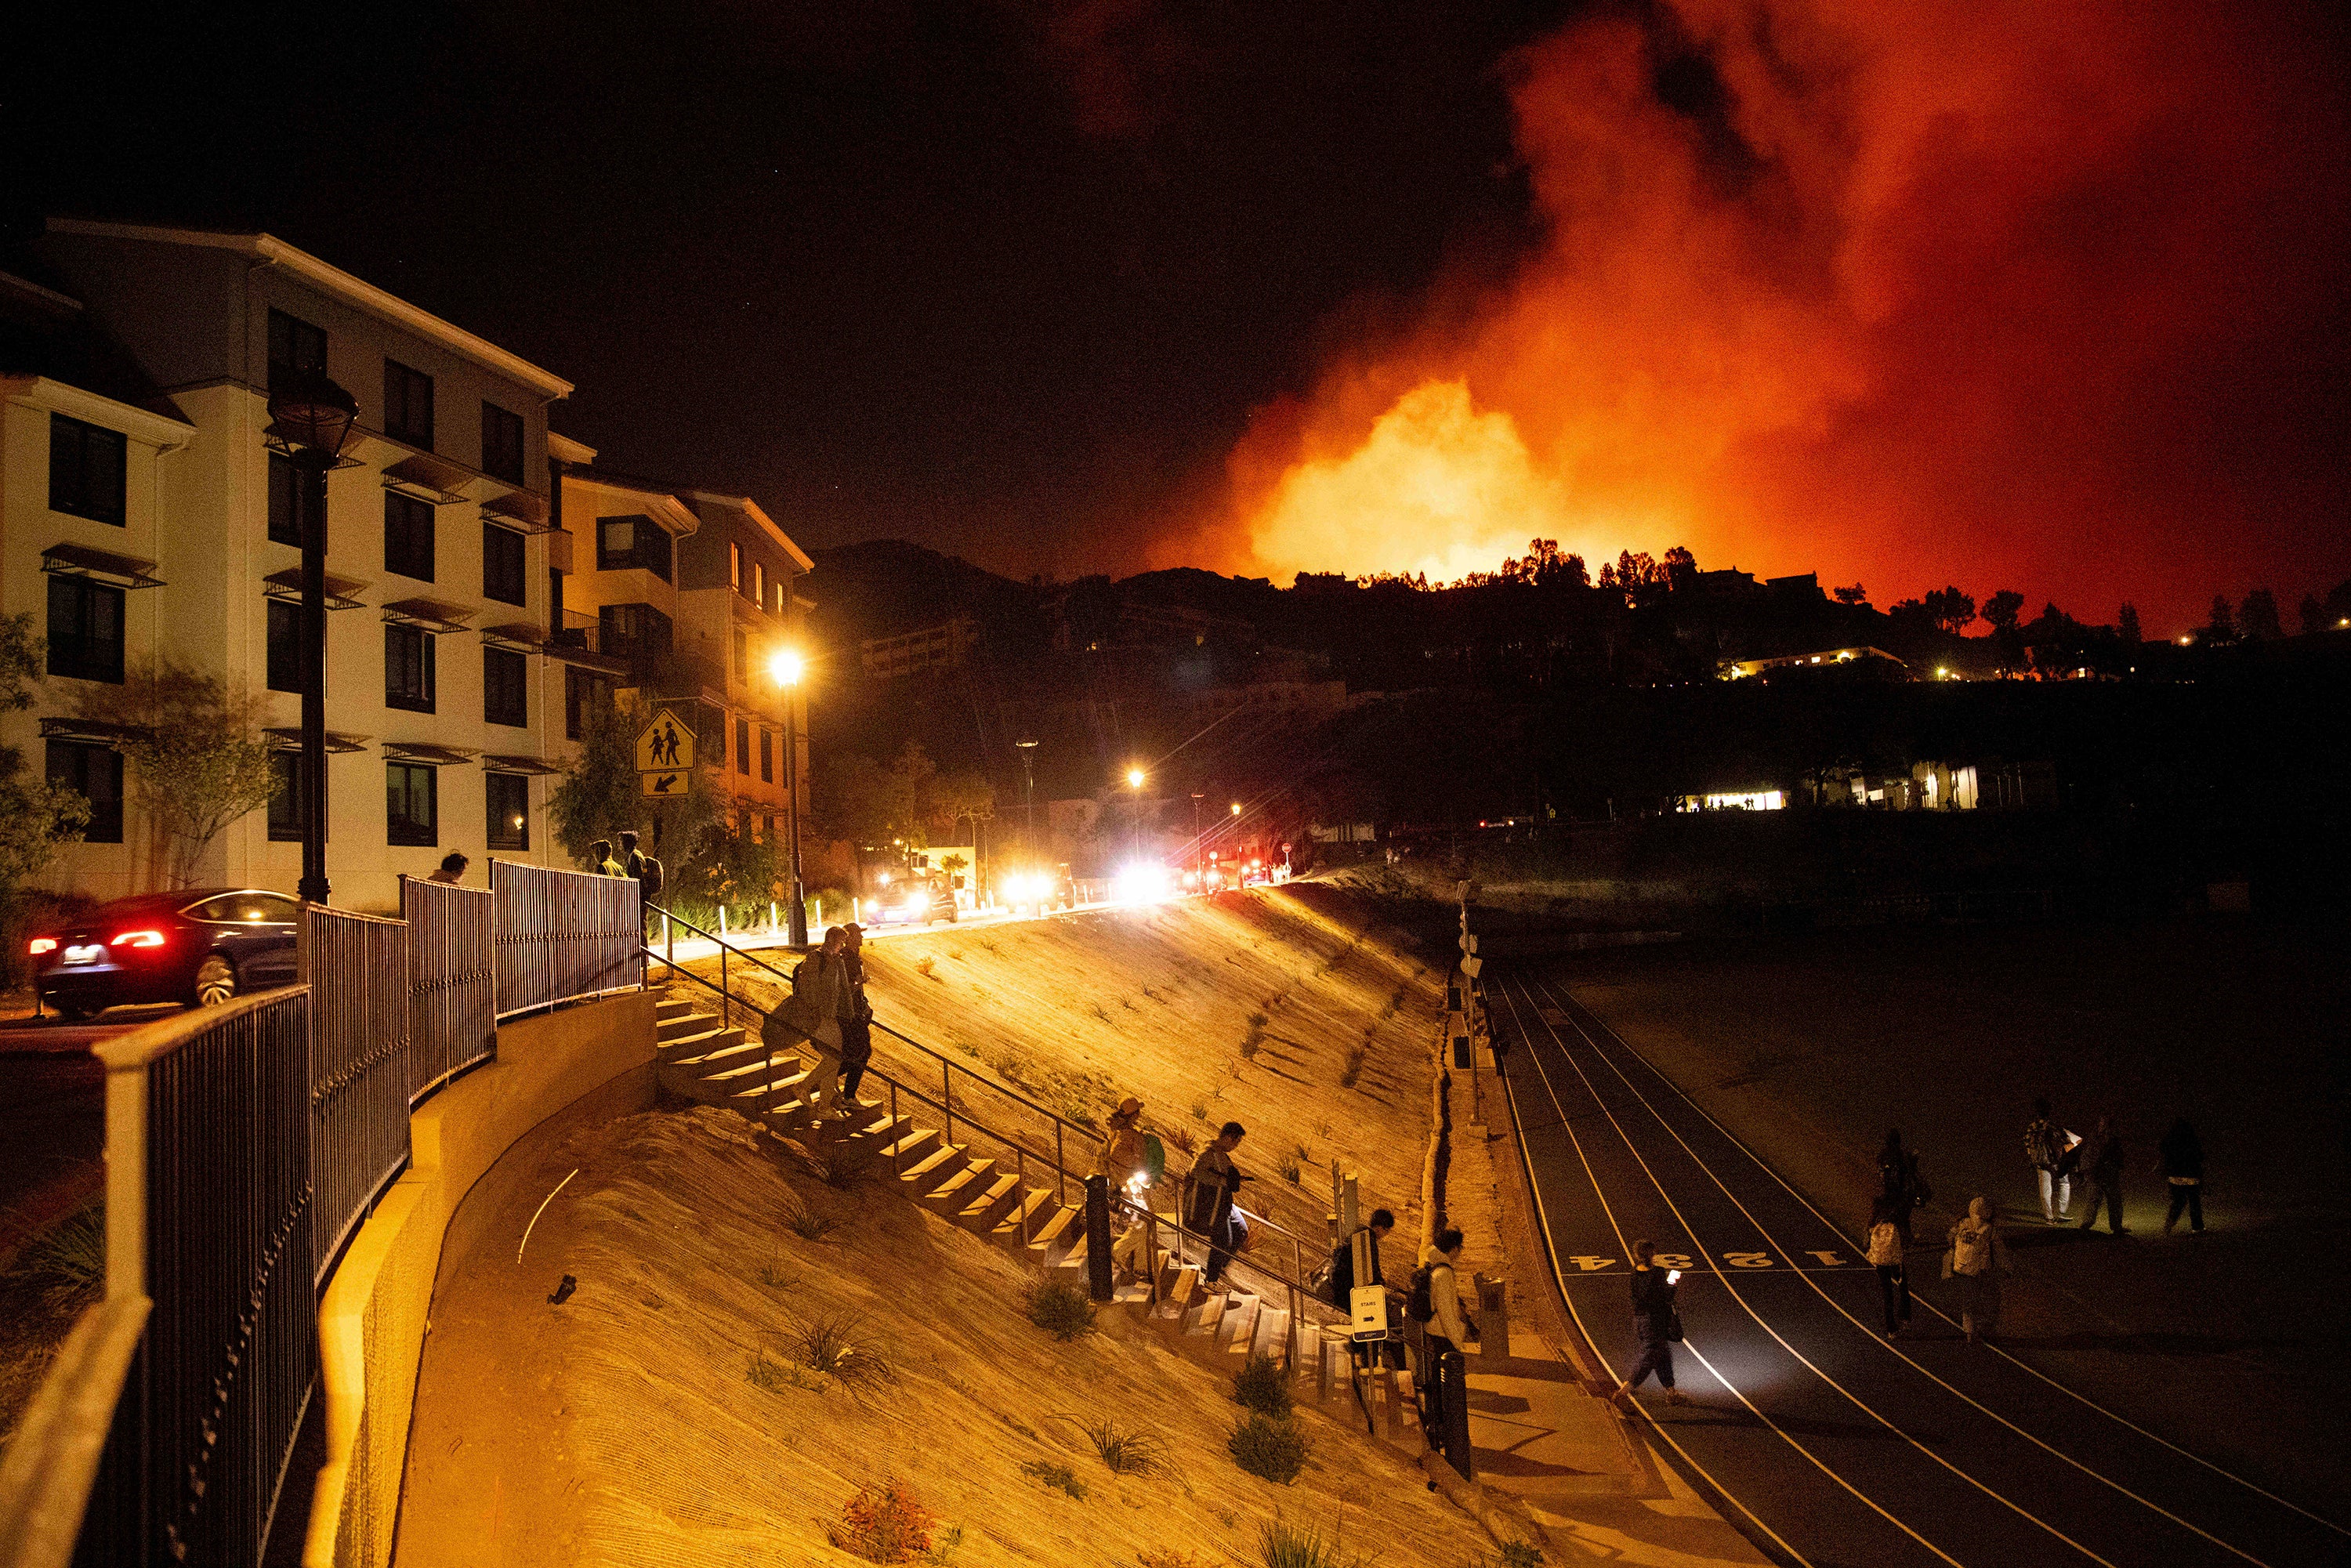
xmin=1488 ymin=966 xmax=2350 ymax=1568
xmin=0 ymin=1009 xmax=150 ymax=1262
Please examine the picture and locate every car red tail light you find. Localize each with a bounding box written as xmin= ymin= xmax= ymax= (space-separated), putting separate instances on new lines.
xmin=27 ymin=937 xmax=56 ymax=955
xmin=110 ymin=929 xmax=168 ymax=950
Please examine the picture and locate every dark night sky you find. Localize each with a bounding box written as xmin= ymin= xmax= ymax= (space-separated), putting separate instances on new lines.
xmin=13 ymin=1 xmax=1570 ymax=576
xmin=13 ymin=2 xmax=2349 ymax=628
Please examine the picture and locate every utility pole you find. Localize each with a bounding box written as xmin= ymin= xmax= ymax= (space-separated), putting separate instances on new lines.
xmin=1016 ymin=738 xmax=1038 ymax=860
xmin=1190 ymin=792 xmax=1204 ymax=881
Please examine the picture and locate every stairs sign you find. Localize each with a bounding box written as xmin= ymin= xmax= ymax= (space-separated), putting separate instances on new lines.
xmin=637 ymin=708 xmax=694 ymax=797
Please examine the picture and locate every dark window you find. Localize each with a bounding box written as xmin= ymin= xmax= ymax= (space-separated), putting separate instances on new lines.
xmin=387 ymin=762 xmax=437 ymax=846
xmin=268 ymin=452 xmax=324 ymax=548
xmin=45 ymin=741 xmax=123 ymax=843
xmin=598 ymin=602 xmax=672 ymax=668
xmin=386 ymin=623 xmax=436 ymax=712
xmin=46 ymin=576 xmax=125 ymax=684
xmin=595 ymin=514 xmax=672 ymax=581
xmin=268 ymin=751 xmax=302 ymax=841
xmin=266 ymin=599 xmax=302 ymax=693
xmin=481 ymin=401 xmax=525 ymax=484
xmin=385 ymin=491 xmax=435 ymax=581
xmin=483 ymin=523 xmax=526 ymax=605
xmin=384 ymin=358 xmax=434 ymax=448
xmin=487 ymin=771 xmax=529 ymax=850
xmin=760 ymin=728 xmax=774 ymax=784
xmin=564 ymin=665 xmax=612 ymax=741
xmin=484 ymin=646 xmax=527 ymax=727
xmin=736 ymin=718 xmax=751 ymax=775
xmin=733 ymin=628 xmax=748 ymax=684
xmin=49 ymin=415 xmax=127 ymax=526
xmin=268 ymin=309 xmax=328 ymax=389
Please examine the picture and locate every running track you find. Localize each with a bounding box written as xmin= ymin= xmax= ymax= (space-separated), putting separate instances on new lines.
xmin=1488 ymin=966 xmax=2350 ymax=1568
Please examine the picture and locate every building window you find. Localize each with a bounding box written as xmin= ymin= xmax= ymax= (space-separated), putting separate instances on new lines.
xmin=733 ymin=628 xmax=748 ymax=684
xmin=730 ymin=541 xmax=741 ymax=591
xmin=385 ymin=491 xmax=436 ymax=581
xmin=484 ymin=646 xmax=527 ymax=726
xmin=386 ymin=624 xmax=436 ymax=712
xmin=266 ymin=599 xmax=302 ymax=693
xmin=49 ymin=415 xmax=128 ymax=527
xmin=46 ymin=576 xmax=125 ymax=684
xmin=483 ymin=522 xmax=526 ymax=605
xmin=267 ymin=751 xmax=303 ymax=842
xmin=753 ymin=561 xmax=765 ymax=608
xmin=487 ymin=771 xmax=529 ymax=850
xmin=269 ymin=309 xmax=327 ymax=389
xmin=564 ymin=665 xmax=611 ymax=741
xmin=599 ymin=602 xmax=672 ymax=669
xmin=384 ymin=358 xmax=435 ymax=449
xmin=481 ymin=401 xmax=525 ymax=484
xmin=387 ymin=762 xmax=437 ymax=846
xmin=266 ymin=451 xmax=328 ymax=549
xmin=595 ymin=514 xmax=672 ymax=581
xmin=45 ymin=741 xmax=123 ymax=843
xmin=736 ymin=717 xmax=751 ymax=775
xmin=759 ymin=728 xmax=773 ymax=784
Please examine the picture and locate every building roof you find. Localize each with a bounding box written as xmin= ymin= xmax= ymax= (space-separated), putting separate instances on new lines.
xmin=45 ymin=219 xmax=573 ymax=400
xmin=687 ymin=490 xmax=814 ymax=572
xmin=0 ymin=269 xmax=191 ymax=424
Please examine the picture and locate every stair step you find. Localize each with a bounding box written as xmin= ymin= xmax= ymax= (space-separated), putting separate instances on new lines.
xmin=658 ymin=1027 xmax=748 ymax=1065
xmin=898 ymin=1144 xmax=970 ymax=1194
xmin=989 ymin=1186 xmax=1056 ymax=1246
xmin=1222 ymin=1293 xmax=1262 ymax=1355
xmin=955 ymin=1172 xmax=1025 ymax=1235
xmin=1252 ymin=1305 xmax=1291 ymax=1367
xmin=658 ymin=1012 xmax=726 ymax=1042
xmin=1027 ymin=1204 xmax=1085 ymax=1265
xmin=881 ymin=1127 xmax=942 ymax=1167
xmin=731 ymin=1069 xmax=813 ymax=1110
xmin=1184 ymin=1290 xmax=1230 ymax=1338
xmin=654 ymin=998 xmax=697 ymax=1020
xmin=1156 ymin=1264 xmax=1202 ymax=1320
xmin=921 ymin=1158 xmax=996 ymax=1217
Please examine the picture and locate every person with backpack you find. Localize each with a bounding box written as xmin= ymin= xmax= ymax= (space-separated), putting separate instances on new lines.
xmin=588 ymin=839 xmax=624 ymax=878
xmin=2156 ymin=1117 xmax=2205 ymax=1235
xmin=1090 ymin=1097 xmax=1154 ymax=1281
xmin=1867 ymin=1197 xmax=1911 ymax=1338
xmin=1329 ymin=1208 xmax=1399 ymax=1367
xmin=2024 ymin=1097 xmax=2080 ymax=1224
xmin=1186 ymin=1123 xmax=1248 ymax=1285
xmin=1412 ymin=1227 xmax=1480 ymax=1442
xmin=1877 ymin=1130 xmax=1925 ymax=1244
xmin=1947 ymin=1196 xmax=2009 ymax=1342
xmin=619 ymin=830 xmax=664 ymax=939
xmin=773 ymin=927 xmax=849 ymax=1114
xmin=1610 ymin=1239 xmax=1684 ymax=1407
xmin=835 ymin=923 xmax=875 ymax=1108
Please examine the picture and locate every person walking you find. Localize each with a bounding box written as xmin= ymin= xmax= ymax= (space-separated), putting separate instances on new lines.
xmin=773 ymin=927 xmax=849 ymax=1114
xmin=1418 ymin=1226 xmax=1480 ymax=1445
xmin=2078 ymin=1117 xmax=2127 ymax=1235
xmin=1186 ymin=1122 xmax=1249 ymax=1286
xmin=1867 ymin=1197 xmax=1911 ymax=1338
xmin=588 ymin=839 xmax=625 ymax=878
xmin=428 ymin=852 xmax=468 ymax=885
xmin=2025 ymin=1097 xmax=2080 ymax=1224
xmin=1089 ymin=1097 xmax=1150 ymax=1281
xmin=1330 ymin=1209 xmax=1399 ymax=1368
xmin=1878 ymin=1130 xmax=1922 ymax=1244
xmin=1947 ymin=1196 xmax=2009 ymax=1343
xmin=835 ymin=923 xmax=875 ymax=1109
xmin=1610 ymin=1239 xmax=1684 ymax=1407
xmin=2157 ymin=1118 xmax=2205 ymax=1235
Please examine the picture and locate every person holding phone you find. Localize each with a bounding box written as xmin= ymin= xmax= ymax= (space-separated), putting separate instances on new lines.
xmin=1611 ymin=1239 xmax=1685 ymax=1407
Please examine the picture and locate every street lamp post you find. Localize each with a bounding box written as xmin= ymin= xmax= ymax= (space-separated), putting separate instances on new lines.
xmin=770 ymin=649 xmax=808 ymax=946
xmin=1190 ymin=792 xmax=1204 ymax=879
xmin=1126 ymin=766 xmax=1147 ymax=860
xmin=1016 ymin=738 xmax=1038 ymax=860
xmin=266 ymin=370 xmax=360 ymax=905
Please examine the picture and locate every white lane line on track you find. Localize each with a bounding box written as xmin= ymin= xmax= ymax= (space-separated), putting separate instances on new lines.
xmin=1545 ymin=981 xmax=2351 ymax=1549
xmin=1493 ymin=982 xmax=1817 ymax=1568
xmin=1532 ymin=979 xmax=2270 ymax=1568
xmin=1507 ymin=975 xmax=2121 ymax=1568
xmin=1499 ymin=983 xmax=1954 ymax=1568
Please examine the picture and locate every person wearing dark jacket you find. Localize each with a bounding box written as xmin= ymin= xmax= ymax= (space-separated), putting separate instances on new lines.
xmin=2157 ymin=1119 xmax=2205 ymax=1235
xmin=1328 ymin=1209 xmax=1394 ymax=1305
xmin=1610 ymin=1239 xmax=1685 ymax=1407
xmin=2078 ymin=1117 xmax=2127 ymax=1234
xmin=1877 ymin=1130 xmax=1922 ymax=1243
xmin=1186 ymin=1123 xmax=1248 ymax=1285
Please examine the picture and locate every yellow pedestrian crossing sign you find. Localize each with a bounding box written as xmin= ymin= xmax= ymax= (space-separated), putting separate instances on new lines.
xmin=636 ymin=710 xmax=694 ymax=772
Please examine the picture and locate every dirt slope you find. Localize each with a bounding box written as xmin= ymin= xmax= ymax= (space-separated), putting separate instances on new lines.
xmin=398 ymin=1105 xmax=1479 ymax=1566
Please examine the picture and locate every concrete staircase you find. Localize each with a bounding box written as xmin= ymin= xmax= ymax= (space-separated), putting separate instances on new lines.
xmin=652 ymin=988 xmax=1364 ymax=1412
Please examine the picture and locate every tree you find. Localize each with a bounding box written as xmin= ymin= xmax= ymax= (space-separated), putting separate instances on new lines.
xmin=549 ymin=693 xmax=719 ymax=868
xmin=2301 ymin=594 xmax=2326 ymax=636
xmin=816 ymin=741 xmax=936 ymax=848
xmin=2238 ymin=588 xmax=2281 ymax=641
xmin=2118 ymin=603 xmax=2142 ymax=644
xmin=1982 ymin=590 xmax=2026 ymax=632
xmin=1661 ymin=545 xmax=1697 ymax=594
xmin=0 ymin=615 xmax=89 ymax=903
xmin=2208 ymin=595 xmax=2235 ymax=638
xmin=1922 ymin=586 xmax=1977 ymax=636
xmin=1832 ymin=584 xmax=1868 ymax=606
xmin=73 ymin=659 xmax=277 ymax=887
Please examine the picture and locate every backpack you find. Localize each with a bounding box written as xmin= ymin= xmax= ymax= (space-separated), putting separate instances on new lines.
xmin=639 ymin=856 xmax=664 ymax=897
xmin=1405 ymin=1264 xmax=1436 ymax=1324
xmin=2026 ymin=1120 xmax=2063 ymax=1170
xmin=1140 ymin=1134 xmax=1166 ymax=1187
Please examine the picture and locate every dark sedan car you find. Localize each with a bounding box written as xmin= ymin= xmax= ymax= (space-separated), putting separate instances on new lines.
xmin=31 ymin=887 xmax=302 ymax=1019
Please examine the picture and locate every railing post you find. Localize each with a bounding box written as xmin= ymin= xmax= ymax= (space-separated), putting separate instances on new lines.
xmin=1054 ymin=1124 xmax=1066 ymax=1208
xmin=102 ymin=1054 xmax=149 ymax=1300
xmin=1084 ymin=1175 xmax=1114 ymax=1302
xmin=942 ymin=1059 xmax=954 ymax=1148
xmin=889 ymin=1081 xmax=901 ymax=1177
xmin=1144 ymin=1208 xmax=1159 ymax=1305
xmin=720 ymin=946 xmax=729 ymax=1030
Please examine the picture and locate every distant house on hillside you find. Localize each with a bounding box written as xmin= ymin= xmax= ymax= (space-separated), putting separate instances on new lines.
xmin=1717 ymin=646 xmax=1905 ymax=680
xmin=860 ymin=614 xmax=976 ymax=679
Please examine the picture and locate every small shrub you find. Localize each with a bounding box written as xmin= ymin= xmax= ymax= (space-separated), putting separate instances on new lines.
xmin=1240 ymin=1033 xmax=1262 ymax=1060
xmin=1165 ymin=1125 xmax=1197 ymax=1154
xmin=786 ymin=1207 xmax=842 ymax=1242
xmin=1023 ymin=1276 xmax=1098 ymax=1341
xmin=948 ymin=948 xmax=966 ymax=962
xmin=1081 ymin=1417 xmax=1165 ymax=1476
xmin=1339 ymin=1046 xmax=1367 ymax=1088
xmin=1121 ymin=994 xmax=1139 ymax=1011
xmin=1230 ymin=1413 xmax=1310 ymax=1483
xmin=1190 ymin=1102 xmax=1208 ymax=1120
xmin=747 ymin=1352 xmax=824 ymax=1394
xmin=1019 ymin=1459 xmax=1089 ymax=1501
xmin=757 ymin=1262 xmax=799 ymax=1289
xmin=925 ymin=1523 xmax=966 ymax=1564
xmin=22 ymin=1204 xmax=105 ymax=1302
xmin=1259 ymin=1514 xmax=1369 ymax=1568
xmin=1233 ymin=1352 xmax=1293 ymax=1418
xmin=1139 ymin=1550 xmax=1208 ymax=1568
xmin=1090 ymin=1001 xmax=1112 ymax=1023
xmin=955 ymin=1039 xmax=981 ymax=1056
xmin=916 ymin=956 xmax=937 ymax=980
xmin=1248 ymin=1011 xmax=1270 ymax=1029
xmin=1277 ymin=1154 xmax=1301 ymax=1183
xmin=792 ymin=1314 xmax=896 ymax=1396
xmin=1498 ymin=1543 xmax=1545 ymax=1567
xmin=831 ymin=1479 xmax=936 ymax=1563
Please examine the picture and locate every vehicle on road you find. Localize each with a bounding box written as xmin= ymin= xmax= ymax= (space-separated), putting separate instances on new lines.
xmin=30 ymin=888 xmax=302 ymax=1019
xmin=871 ymin=876 xmax=958 ymax=925
xmin=1002 ymin=866 xmax=1076 ymax=913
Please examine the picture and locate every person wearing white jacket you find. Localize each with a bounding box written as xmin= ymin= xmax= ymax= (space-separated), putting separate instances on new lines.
xmin=1418 ymin=1229 xmax=1478 ymax=1449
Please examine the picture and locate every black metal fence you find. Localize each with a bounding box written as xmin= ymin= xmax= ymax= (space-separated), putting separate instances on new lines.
xmin=301 ymin=905 xmax=415 ymax=1280
xmin=399 ymin=877 xmax=495 ymax=1100
xmin=491 ymin=860 xmax=643 ymax=1019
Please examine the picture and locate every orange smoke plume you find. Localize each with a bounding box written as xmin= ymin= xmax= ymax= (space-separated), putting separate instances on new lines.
xmin=1176 ymin=0 xmax=2349 ymax=628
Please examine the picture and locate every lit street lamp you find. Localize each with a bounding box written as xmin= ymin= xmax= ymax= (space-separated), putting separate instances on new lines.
xmin=768 ymin=647 xmax=808 ymax=946
xmin=1126 ymin=766 xmax=1147 ymax=858
xmin=266 ymin=369 xmax=360 ymax=904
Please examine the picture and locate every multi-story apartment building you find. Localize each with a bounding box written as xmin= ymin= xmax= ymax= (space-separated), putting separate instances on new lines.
xmin=547 ymin=464 xmax=812 ymax=853
xmin=5 ymin=219 xmax=583 ymax=910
